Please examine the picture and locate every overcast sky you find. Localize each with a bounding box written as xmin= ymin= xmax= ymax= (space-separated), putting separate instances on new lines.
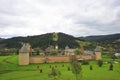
xmin=0 ymin=0 xmax=120 ymax=38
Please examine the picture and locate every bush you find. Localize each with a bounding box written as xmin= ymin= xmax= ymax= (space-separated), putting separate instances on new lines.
xmin=109 ymin=63 xmax=113 ymax=71
xmin=36 ymin=51 xmax=40 ymax=55
xmin=68 ymin=66 xmax=70 ymax=71
xmin=97 ymin=60 xmax=103 ymax=67
xmin=62 ymin=64 xmax=64 ymax=67
xmin=90 ymin=65 xmax=93 ymax=70
xmin=48 ymin=67 xmax=61 ymax=79
xmin=55 ymin=65 xmax=57 ymax=68
xmin=49 ymin=65 xmax=51 ymax=68
xmin=37 ymin=65 xmax=39 ymax=69
xmin=40 ymin=69 xmax=42 ymax=73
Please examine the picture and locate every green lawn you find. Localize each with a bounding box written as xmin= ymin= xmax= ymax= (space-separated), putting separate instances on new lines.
xmin=0 ymin=55 xmax=120 ymax=80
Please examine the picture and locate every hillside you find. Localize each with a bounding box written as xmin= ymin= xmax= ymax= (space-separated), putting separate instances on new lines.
xmin=79 ymin=33 xmax=120 ymax=43
xmin=1 ymin=33 xmax=120 ymax=51
xmin=0 ymin=33 xmax=83 ymax=49
xmin=0 ymin=38 xmax=4 ymax=42
xmin=79 ymin=33 xmax=120 ymax=52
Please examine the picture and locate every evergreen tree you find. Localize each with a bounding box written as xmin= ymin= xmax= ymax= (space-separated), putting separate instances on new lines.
xmin=80 ymin=45 xmax=84 ymax=54
xmin=70 ymin=55 xmax=82 ymax=80
xmin=74 ymin=48 xmax=81 ymax=55
xmin=49 ymin=67 xmax=61 ymax=80
xmin=108 ymin=45 xmax=116 ymax=61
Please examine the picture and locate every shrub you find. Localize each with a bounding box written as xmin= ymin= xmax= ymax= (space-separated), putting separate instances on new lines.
xmin=68 ymin=66 xmax=70 ymax=71
xmin=109 ymin=63 xmax=113 ymax=71
xmin=62 ymin=64 xmax=64 ymax=67
xmin=90 ymin=65 xmax=93 ymax=70
xmin=97 ymin=60 xmax=103 ymax=67
xmin=36 ymin=51 xmax=39 ymax=55
xmin=40 ymin=69 xmax=42 ymax=73
xmin=37 ymin=65 xmax=39 ymax=69
xmin=49 ymin=65 xmax=51 ymax=68
xmin=48 ymin=67 xmax=61 ymax=79
xmin=55 ymin=65 xmax=57 ymax=68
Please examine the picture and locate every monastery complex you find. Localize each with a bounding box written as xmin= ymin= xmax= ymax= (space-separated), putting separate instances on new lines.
xmin=19 ymin=43 xmax=102 ymax=65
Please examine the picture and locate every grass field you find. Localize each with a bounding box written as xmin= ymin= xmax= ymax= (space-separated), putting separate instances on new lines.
xmin=0 ymin=55 xmax=120 ymax=80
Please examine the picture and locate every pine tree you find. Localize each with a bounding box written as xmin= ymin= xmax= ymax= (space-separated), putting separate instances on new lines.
xmin=80 ymin=45 xmax=84 ymax=54
xmin=70 ymin=55 xmax=82 ymax=80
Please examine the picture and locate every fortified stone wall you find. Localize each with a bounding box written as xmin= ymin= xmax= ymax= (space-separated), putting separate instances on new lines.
xmin=29 ymin=56 xmax=70 ymax=63
xmin=76 ymin=55 xmax=95 ymax=59
xmin=29 ymin=55 xmax=95 ymax=64
xmin=29 ymin=57 xmax=45 ymax=63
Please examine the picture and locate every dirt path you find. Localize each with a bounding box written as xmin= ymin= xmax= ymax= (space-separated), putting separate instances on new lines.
xmin=2 ymin=56 xmax=15 ymax=64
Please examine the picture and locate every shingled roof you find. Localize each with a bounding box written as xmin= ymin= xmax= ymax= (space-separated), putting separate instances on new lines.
xmin=19 ymin=43 xmax=30 ymax=53
xmin=94 ymin=46 xmax=101 ymax=52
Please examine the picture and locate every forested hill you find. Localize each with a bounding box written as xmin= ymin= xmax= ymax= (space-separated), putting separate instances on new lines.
xmin=79 ymin=33 xmax=120 ymax=43
xmin=0 ymin=38 xmax=4 ymax=41
xmin=0 ymin=33 xmax=83 ymax=49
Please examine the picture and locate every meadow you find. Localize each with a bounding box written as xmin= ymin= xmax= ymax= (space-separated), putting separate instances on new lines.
xmin=0 ymin=55 xmax=120 ymax=80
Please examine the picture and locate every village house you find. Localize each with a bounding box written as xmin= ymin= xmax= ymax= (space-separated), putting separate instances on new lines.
xmin=114 ymin=53 xmax=120 ymax=57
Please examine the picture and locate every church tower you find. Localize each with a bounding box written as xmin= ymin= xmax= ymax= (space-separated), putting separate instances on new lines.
xmin=94 ymin=46 xmax=102 ymax=60
xmin=19 ymin=43 xmax=30 ymax=65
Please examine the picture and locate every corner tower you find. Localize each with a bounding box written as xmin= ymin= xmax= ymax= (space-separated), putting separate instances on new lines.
xmin=94 ymin=46 xmax=102 ymax=60
xmin=19 ymin=43 xmax=30 ymax=65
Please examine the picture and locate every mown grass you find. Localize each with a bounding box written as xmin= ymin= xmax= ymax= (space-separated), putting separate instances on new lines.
xmin=0 ymin=55 xmax=120 ymax=80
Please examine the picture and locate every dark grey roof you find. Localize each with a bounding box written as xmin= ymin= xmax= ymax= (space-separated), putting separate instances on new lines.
xmin=94 ymin=46 xmax=101 ymax=52
xmin=65 ymin=49 xmax=74 ymax=52
xmin=84 ymin=51 xmax=93 ymax=54
xmin=19 ymin=44 xmax=30 ymax=53
xmin=45 ymin=46 xmax=53 ymax=51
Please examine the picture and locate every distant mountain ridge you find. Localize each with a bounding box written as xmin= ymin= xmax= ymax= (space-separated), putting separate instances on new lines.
xmin=79 ymin=33 xmax=120 ymax=43
xmin=0 ymin=33 xmax=120 ymax=49
xmin=0 ymin=32 xmax=82 ymax=49
xmin=0 ymin=38 xmax=4 ymax=42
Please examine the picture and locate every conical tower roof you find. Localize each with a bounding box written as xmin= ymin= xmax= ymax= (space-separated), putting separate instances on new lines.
xmin=19 ymin=44 xmax=30 ymax=53
xmin=94 ymin=46 xmax=101 ymax=52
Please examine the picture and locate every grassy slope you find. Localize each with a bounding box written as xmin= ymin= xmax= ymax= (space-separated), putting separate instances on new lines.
xmin=0 ymin=56 xmax=120 ymax=80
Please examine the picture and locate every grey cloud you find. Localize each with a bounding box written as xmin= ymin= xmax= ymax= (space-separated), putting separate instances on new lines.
xmin=0 ymin=0 xmax=120 ymax=38
xmin=0 ymin=16 xmax=26 ymax=28
xmin=112 ymin=0 xmax=120 ymax=7
xmin=74 ymin=18 xmax=120 ymax=34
